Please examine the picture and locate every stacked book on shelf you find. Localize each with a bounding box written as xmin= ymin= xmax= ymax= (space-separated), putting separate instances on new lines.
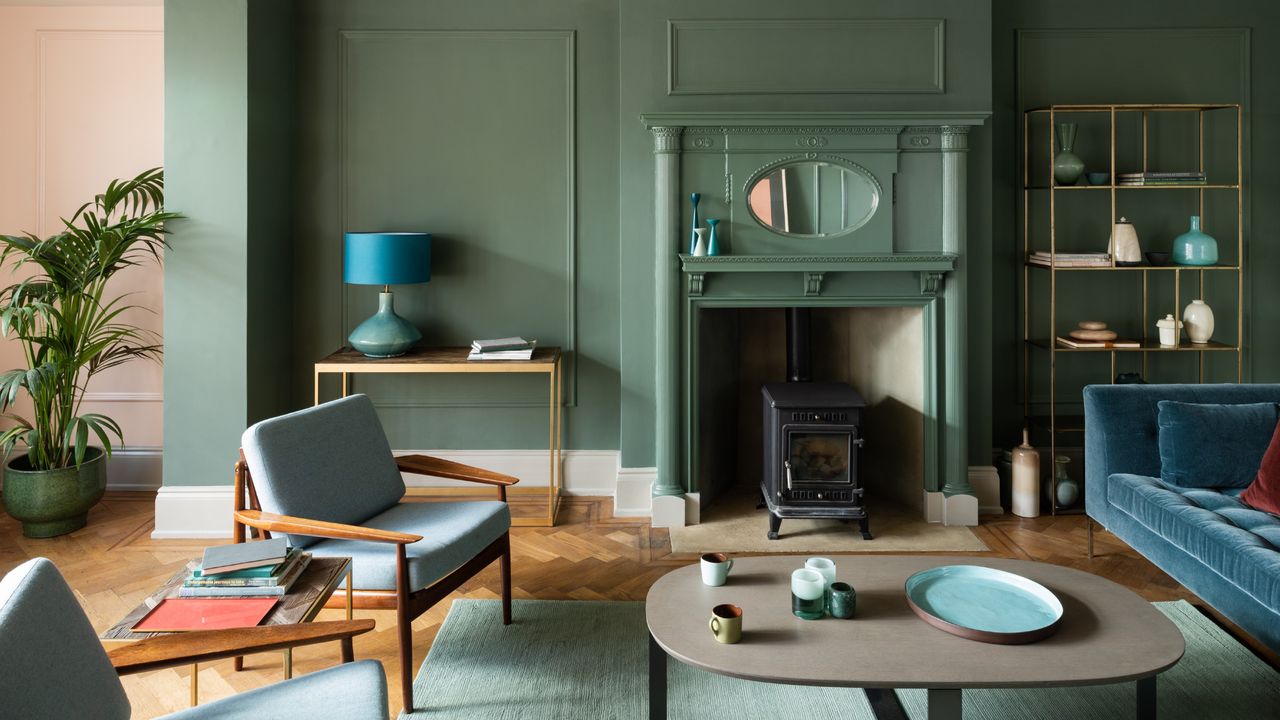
xmin=179 ymin=537 xmax=310 ymax=598
xmin=1117 ymin=171 xmax=1206 ymax=187
xmin=1028 ymin=251 xmax=1111 ymax=268
xmin=467 ymin=336 xmax=536 ymax=361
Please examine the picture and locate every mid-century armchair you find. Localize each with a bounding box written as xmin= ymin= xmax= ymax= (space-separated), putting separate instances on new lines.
xmin=233 ymin=393 xmax=516 ymax=711
xmin=0 ymin=557 xmax=385 ymax=720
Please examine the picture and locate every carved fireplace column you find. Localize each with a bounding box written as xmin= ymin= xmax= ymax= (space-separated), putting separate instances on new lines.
xmin=650 ymin=125 xmax=687 ymax=527
xmin=938 ymin=125 xmax=978 ymax=525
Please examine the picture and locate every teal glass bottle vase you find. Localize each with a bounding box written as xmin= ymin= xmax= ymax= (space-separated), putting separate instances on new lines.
xmin=706 ymin=218 xmax=721 ymax=256
xmin=1173 ymin=215 xmax=1218 ymax=266
xmin=1053 ymin=123 xmax=1085 ymax=186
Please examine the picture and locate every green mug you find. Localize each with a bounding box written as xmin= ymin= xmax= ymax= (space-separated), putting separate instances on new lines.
xmin=830 ymin=581 xmax=857 ymax=619
xmin=708 ymin=603 xmax=743 ymax=644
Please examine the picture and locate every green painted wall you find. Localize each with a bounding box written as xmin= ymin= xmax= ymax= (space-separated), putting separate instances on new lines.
xmin=163 ymin=0 xmax=295 ymax=486
xmin=291 ymin=0 xmax=620 ymax=452
xmin=990 ymin=1 xmax=1280 ymax=453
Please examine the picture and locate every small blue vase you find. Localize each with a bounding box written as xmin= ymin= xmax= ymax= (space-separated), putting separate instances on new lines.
xmin=706 ymin=218 xmax=721 ymax=256
xmin=1173 ymin=215 xmax=1218 ymax=266
xmin=689 ymin=193 xmax=701 ymax=255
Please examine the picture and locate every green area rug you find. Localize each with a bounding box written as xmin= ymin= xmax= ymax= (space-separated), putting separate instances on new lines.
xmin=403 ymin=599 xmax=1280 ymax=719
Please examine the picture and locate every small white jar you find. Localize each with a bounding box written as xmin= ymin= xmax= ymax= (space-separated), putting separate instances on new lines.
xmin=1156 ymin=314 xmax=1183 ymax=347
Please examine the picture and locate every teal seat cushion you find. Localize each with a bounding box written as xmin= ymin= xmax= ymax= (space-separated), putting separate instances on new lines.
xmin=1157 ymin=400 xmax=1280 ymax=488
xmin=306 ymin=501 xmax=511 ymax=591
xmin=0 ymin=558 xmax=130 ymax=720
xmin=1108 ymin=473 xmax=1280 ymax=609
xmin=241 ymin=395 xmax=406 ymax=548
xmin=162 ymin=660 xmax=387 ymax=720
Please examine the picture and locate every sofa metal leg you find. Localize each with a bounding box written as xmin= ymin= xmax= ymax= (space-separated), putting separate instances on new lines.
xmin=1087 ymin=518 xmax=1095 ymax=559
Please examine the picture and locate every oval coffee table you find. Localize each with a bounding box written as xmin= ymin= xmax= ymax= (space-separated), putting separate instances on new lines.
xmin=646 ymin=555 xmax=1184 ymax=719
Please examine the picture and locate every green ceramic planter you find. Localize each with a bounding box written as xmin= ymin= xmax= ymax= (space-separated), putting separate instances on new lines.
xmin=4 ymin=447 xmax=107 ymax=538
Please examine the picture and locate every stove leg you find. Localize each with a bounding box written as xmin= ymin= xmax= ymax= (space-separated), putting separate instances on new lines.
xmin=767 ymin=512 xmax=782 ymax=540
xmin=860 ymin=515 xmax=873 ymax=540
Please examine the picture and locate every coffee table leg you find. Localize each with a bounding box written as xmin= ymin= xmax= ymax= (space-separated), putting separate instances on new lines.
xmin=649 ymin=632 xmax=666 ymax=720
xmin=927 ymin=688 xmax=961 ymax=720
xmin=864 ymin=688 xmax=909 ymax=720
xmin=1137 ymin=676 xmax=1156 ymax=719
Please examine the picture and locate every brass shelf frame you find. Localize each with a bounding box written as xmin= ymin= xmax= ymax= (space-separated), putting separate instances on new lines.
xmin=1020 ymin=103 xmax=1244 ymax=515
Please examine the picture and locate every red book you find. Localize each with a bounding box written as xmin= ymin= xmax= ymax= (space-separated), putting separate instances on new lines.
xmin=134 ymin=597 xmax=278 ymax=632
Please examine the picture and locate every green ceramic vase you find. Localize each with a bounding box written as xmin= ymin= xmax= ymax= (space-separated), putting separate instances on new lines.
xmin=1053 ymin=123 xmax=1085 ymax=186
xmin=4 ymin=447 xmax=107 ymax=538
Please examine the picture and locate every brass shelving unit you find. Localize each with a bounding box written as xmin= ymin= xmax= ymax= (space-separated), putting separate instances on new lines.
xmin=1020 ymin=103 xmax=1244 ymax=515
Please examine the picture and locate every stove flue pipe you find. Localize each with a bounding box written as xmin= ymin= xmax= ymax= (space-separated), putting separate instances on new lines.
xmin=785 ymin=307 xmax=812 ymax=383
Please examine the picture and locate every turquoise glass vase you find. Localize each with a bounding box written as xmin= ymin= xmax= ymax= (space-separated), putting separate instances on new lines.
xmin=1173 ymin=215 xmax=1218 ymax=266
xmin=706 ymin=218 xmax=721 ymax=256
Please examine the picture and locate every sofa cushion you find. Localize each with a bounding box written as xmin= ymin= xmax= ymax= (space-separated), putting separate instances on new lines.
xmin=1108 ymin=473 xmax=1280 ymax=609
xmin=306 ymin=500 xmax=510 ymax=591
xmin=1157 ymin=400 xmax=1280 ymax=488
xmin=1242 ymin=419 xmax=1280 ymax=516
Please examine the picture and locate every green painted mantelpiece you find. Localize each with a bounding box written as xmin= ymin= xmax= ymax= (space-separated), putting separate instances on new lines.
xmin=641 ymin=112 xmax=987 ymax=528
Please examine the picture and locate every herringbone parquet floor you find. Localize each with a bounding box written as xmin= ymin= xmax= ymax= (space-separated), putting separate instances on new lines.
xmin=0 ymin=490 xmax=1266 ymax=718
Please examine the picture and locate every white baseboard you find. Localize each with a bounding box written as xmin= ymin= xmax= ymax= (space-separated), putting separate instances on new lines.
xmin=152 ymin=449 xmax=625 ymax=539
xmin=152 ymin=485 xmax=235 ymax=539
xmin=613 ymin=466 xmax=655 ymax=517
xmin=394 ymin=449 xmax=618 ymax=496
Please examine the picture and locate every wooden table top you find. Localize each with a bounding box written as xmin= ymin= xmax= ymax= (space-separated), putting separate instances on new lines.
xmin=102 ymin=556 xmax=351 ymax=642
xmin=314 ymin=346 xmax=561 ymax=372
xmin=645 ymin=555 xmax=1184 ymax=689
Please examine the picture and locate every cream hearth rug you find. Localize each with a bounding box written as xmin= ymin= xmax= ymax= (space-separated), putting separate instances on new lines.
xmin=668 ymin=493 xmax=988 ymax=554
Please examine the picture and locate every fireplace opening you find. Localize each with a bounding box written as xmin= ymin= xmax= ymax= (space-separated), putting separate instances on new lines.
xmin=693 ymin=306 xmax=924 ymax=538
xmin=761 ymin=307 xmax=869 ymax=541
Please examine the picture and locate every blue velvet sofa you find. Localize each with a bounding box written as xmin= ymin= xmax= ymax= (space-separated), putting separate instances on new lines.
xmin=1084 ymin=383 xmax=1280 ymax=653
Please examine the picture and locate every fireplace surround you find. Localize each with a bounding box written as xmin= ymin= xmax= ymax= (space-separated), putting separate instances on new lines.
xmin=641 ymin=111 xmax=989 ymax=529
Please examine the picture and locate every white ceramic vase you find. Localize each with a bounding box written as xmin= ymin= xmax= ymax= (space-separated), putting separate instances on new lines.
xmin=692 ymin=228 xmax=708 ymax=257
xmin=1183 ymin=299 xmax=1215 ymax=344
xmin=1011 ymin=429 xmax=1040 ymax=518
xmin=1110 ymin=217 xmax=1142 ymax=265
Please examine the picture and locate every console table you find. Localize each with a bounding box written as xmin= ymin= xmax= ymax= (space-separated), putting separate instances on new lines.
xmin=313 ymin=346 xmax=563 ymax=527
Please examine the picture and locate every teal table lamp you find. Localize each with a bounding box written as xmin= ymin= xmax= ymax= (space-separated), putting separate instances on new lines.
xmin=343 ymin=232 xmax=431 ymax=357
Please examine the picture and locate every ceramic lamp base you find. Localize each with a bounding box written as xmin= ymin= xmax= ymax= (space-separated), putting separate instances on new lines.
xmin=349 ymin=291 xmax=422 ymax=358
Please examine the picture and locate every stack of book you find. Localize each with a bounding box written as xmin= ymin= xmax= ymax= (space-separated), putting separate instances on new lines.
xmin=181 ymin=537 xmax=310 ymax=597
xmin=1117 ymin=171 xmax=1206 ymax=187
xmin=1028 ymin=251 xmax=1111 ymax=268
xmin=467 ymin=337 xmax=536 ymax=361
xmin=1056 ymin=336 xmax=1140 ymax=349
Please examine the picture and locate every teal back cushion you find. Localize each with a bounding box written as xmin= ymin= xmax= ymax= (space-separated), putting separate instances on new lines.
xmin=242 ymin=394 xmax=406 ymax=548
xmin=1157 ymin=400 xmax=1280 ymax=488
xmin=0 ymin=558 xmax=130 ymax=720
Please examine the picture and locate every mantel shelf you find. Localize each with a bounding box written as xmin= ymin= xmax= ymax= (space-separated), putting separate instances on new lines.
xmin=678 ymin=253 xmax=957 ymax=273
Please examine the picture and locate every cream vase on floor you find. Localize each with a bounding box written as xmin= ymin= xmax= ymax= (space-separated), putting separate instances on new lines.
xmin=1012 ymin=429 xmax=1040 ymax=518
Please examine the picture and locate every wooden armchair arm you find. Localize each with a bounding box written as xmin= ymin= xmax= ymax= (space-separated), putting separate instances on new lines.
xmin=396 ymin=454 xmax=519 ymax=487
xmin=234 ymin=509 xmax=422 ymax=544
xmin=109 ymin=619 xmax=375 ymax=676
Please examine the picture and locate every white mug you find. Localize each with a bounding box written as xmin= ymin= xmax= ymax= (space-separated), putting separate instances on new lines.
xmin=700 ymin=552 xmax=733 ymax=586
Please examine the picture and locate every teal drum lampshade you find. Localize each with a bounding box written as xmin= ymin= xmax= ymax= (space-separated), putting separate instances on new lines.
xmin=343 ymin=232 xmax=431 ymax=357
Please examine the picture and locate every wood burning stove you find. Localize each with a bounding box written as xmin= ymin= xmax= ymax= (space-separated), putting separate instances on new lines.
xmin=760 ymin=308 xmax=871 ymax=541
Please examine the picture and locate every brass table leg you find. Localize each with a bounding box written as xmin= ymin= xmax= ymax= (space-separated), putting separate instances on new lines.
xmin=190 ymin=663 xmax=198 ymax=706
xmin=283 ymin=648 xmax=293 ymax=679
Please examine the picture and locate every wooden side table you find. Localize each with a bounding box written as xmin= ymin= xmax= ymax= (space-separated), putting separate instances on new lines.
xmin=102 ymin=556 xmax=353 ymax=707
xmin=313 ymin=346 xmax=563 ymax=527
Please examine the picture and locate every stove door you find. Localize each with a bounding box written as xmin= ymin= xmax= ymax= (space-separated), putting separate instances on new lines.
xmin=782 ymin=424 xmax=856 ymax=487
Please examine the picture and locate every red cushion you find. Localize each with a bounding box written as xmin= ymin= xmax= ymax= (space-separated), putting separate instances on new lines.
xmin=1241 ymin=419 xmax=1280 ymax=515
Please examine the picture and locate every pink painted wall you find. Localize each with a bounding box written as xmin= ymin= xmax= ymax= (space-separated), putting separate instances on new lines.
xmin=0 ymin=6 xmax=164 ymax=449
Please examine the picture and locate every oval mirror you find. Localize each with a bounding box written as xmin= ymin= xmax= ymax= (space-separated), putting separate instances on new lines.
xmin=746 ymin=160 xmax=880 ymax=237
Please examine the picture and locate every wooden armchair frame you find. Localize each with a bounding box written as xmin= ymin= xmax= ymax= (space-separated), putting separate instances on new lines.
xmin=232 ymin=451 xmax=517 ymax=711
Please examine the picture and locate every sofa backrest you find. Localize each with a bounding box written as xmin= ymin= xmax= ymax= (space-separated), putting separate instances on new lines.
xmin=1083 ymin=384 xmax=1280 ymax=527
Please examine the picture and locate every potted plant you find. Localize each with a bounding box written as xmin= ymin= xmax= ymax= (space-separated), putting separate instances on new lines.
xmin=0 ymin=168 xmax=178 ymax=537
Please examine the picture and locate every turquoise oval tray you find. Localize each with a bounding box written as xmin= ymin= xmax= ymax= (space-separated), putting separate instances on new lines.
xmin=904 ymin=565 xmax=1064 ymax=644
